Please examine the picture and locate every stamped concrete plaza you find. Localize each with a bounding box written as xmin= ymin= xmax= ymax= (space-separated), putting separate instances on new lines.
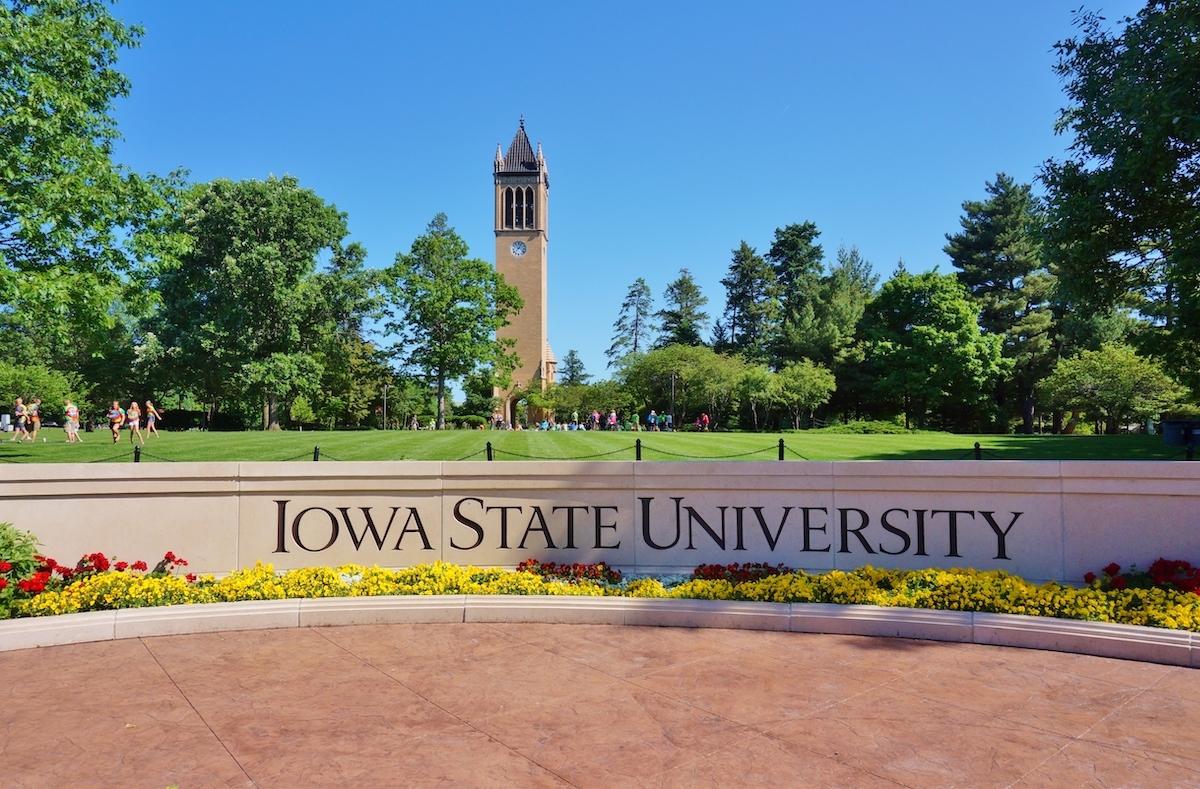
xmin=2 ymin=623 xmax=1197 ymax=788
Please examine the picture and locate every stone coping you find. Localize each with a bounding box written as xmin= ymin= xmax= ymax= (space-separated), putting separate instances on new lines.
xmin=2 ymin=597 xmax=1197 ymax=668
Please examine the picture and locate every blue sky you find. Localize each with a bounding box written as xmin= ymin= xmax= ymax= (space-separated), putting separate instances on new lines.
xmin=111 ymin=0 xmax=1142 ymax=379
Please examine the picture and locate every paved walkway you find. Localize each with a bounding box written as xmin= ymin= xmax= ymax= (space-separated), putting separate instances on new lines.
xmin=1 ymin=623 xmax=1196 ymax=788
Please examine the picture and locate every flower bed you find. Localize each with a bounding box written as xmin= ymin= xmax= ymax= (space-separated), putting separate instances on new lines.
xmin=2 ymin=525 xmax=1199 ymax=633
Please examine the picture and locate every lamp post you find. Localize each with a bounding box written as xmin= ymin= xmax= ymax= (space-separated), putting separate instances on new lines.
xmin=669 ymin=372 xmax=676 ymax=431
xmin=382 ymin=383 xmax=390 ymax=430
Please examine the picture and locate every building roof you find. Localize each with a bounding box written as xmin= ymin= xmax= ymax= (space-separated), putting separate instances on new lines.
xmin=498 ymin=118 xmax=541 ymax=173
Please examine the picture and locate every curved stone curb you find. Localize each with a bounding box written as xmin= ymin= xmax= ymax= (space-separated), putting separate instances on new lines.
xmin=1 ymin=597 xmax=1197 ymax=668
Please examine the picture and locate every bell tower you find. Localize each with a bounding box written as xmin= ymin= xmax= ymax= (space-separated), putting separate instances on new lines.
xmin=494 ymin=118 xmax=554 ymax=424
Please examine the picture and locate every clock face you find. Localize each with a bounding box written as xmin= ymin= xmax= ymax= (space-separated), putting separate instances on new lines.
xmin=510 ymin=241 xmax=527 ymax=257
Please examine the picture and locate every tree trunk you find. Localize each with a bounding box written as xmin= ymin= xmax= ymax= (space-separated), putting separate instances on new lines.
xmin=264 ymin=393 xmax=282 ymax=431
xmin=1021 ymin=390 xmax=1036 ymax=435
xmin=436 ymin=374 xmax=447 ymax=430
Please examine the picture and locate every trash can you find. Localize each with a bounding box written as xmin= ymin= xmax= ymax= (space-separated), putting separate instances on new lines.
xmin=1161 ymin=419 xmax=1200 ymax=446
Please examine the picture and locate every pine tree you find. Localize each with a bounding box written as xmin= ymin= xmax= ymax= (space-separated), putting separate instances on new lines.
xmin=945 ymin=173 xmax=1054 ymax=433
xmin=714 ymin=242 xmax=778 ymax=363
xmin=560 ymin=349 xmax=590 ymax=385
xmin=766 ymin=222 xmax=824 ymax=365
xmin=655 ymin=268 xmax=709 ymax=348
xmin=606 ymin=278 xmax=655 ymax=366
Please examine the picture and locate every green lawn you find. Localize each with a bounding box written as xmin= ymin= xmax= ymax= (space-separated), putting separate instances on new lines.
xmin=0 ymin=427 xmax=1186 ymax=463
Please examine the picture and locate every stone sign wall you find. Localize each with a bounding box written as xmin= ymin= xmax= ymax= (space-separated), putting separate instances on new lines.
xmin=3 ymin=460 xmax=1198 ymax=584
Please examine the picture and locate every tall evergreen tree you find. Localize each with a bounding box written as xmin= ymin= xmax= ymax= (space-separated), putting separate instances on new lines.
xmin=655 ymin=268 xmax=709 ymax=348
xmin=606 ymin=278 xmax=655 ymax=366
xmin=714 ymin=241 xmax=778 ymax=363
xmin=560 ymin=349 xmax=590 ymax=385
xmin=766 ymin=222 xmax=824 ymax=365
xmin=945 ymin=174 xmax=1055 ymax=432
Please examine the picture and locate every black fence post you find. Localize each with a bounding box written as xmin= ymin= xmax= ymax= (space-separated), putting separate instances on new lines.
xmin=313 ymin=445 xmax=320 ymax=462
xmin=133 ymin=445 xmax=141 ymax=463
xmin=779 ymin=438 xmax=786 ymax=461
xmin=974 ymin=442 xmax=982 ymax=460
xmin=636 ymin=438 xmax=642 ymax=461
xmin=486 ymin=441 xmax=493 ymax=461
xmin=1188 ymin=443 xmax=1195 ymax=461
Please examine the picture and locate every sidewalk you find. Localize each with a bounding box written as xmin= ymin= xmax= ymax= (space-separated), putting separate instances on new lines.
xmin=1 ymin=623 xmax=1196 ymax=788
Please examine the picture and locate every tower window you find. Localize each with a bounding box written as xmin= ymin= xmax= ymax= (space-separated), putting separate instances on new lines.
xmin=504 ymin=187 xmax=514 ymax=229
xmin=525 ymin=187 xmax=535 ymax=228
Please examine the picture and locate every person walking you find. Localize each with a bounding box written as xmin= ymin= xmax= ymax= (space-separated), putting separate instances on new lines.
xmin=647 ymin=410 xmax=658 ymax=432
xmin=11 ymin=398 xmax=29 ymax=442
xmin=145 ymin=401 xmax=162 ymax=438
xmin=28 ymin=398 xmax=41 ymax=442
xmin=126 ymin=401 xmax=145 ymax=445
xmin=107 ymin=401 xmax=125 ymax=444
xmin=63 ymin=399 xmax=81 ymax=443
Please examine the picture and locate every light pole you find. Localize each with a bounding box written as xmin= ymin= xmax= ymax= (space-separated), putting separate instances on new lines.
xmin=382 ymin=383 xmax=390 ymax=430
xmin=669 ymin=372 xmax=676 ymax=431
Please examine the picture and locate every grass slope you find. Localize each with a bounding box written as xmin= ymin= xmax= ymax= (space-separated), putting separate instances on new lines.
xmin=0 ymin=428 xmax=1183 ymax=463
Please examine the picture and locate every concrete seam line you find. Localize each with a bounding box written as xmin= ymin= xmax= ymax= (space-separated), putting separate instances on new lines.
xmin=0 ymin=598 xmax=1195 ymax=668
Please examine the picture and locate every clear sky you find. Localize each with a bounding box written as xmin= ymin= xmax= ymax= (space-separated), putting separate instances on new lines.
xmin=111 ymin=0 xmax=1142 ymax=379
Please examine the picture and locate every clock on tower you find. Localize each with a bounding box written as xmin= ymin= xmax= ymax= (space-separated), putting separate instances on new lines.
xmin=494 ymin=118 xmax=555 ymax=424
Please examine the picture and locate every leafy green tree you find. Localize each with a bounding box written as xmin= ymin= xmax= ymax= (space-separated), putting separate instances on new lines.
xmin=714 ymin=241 xmax=778 ymax=362
xmin=383 ymin=214 xmax=522 ymax=429
xmin=1042 ymin=3 xmax=1200 ymax=387
xmin=459 ymin=371 xmax=503 ymax=419
xmin=606 ymin=278 xmax=655 ymax=365
xmin=654 ymin=268 xmax=709 ymax=348
xmin=771 ymin=360 xmax=836 ymax=429
xmin=739 ymin=364 xmax=774 ymax=431
xmin=1040 ymin=343 xmax=1182 ymax=434
xmin=946 ymin=174 xmax=1055 ymax=432
xmin=154 ymin=176 xmax=351 ymax=429
xmin=0 ymin=1 xmax=185 ymax=402
xmin=861 ymin=269 xmax=1008 ymax=429
xmin=559 ymin=349 xmax=590 ymax=386
xmin=309 ymin=242 xmax=387 ymax=427
xmin=618 ymin=344 xmax=721 ymax=426
xmin=766 ymin=222 xmax=824 ymax=365
xmin=0 ymin=361 xmax=85 ymax=422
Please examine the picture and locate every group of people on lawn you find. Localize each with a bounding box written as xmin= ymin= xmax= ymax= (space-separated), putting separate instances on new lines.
xmin=7 ymin=398 xmax=163 ymax=445
xmin=105 ymin=401 xmax=162 ymax=445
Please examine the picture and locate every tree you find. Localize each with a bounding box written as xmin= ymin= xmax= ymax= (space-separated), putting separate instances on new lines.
xmin=946 ymin=174 xmax=1055 ymax=432
xmin=309 ymin=241 xmax=388 ymax=427
xmin=559 ymin=349 xmax=590 ymax=386
xmin=771 ymin=360 xmax=837 ymax=429
xmin=0 ymin=0 xmax=184 ymax=404
xmin=739 ymin=364 xmax=773 ymax=431
xmin=813 ymin=245 xmax=878 ymax=365
xmin=655 ymin=268 xmax=710 ymax=347
xmin=1042 ymin=3 xmax=1200 ymax=387
xmin=154 ymin=176 xmax=352 ymax=429
xmin=1040 ymin=343 xmax=1182 ymax=434
xmin=766 ymin=222 xmax=824 ymax=365
xmin=861 ymin=269 xmax=1008 ymax=429
xmin=384 ymin=214 xmax=522 ymax=429
xmin=606 ymin=278 xmax=655 ymax=365
xmin=714 ymin=241 xmax=778 ymax=362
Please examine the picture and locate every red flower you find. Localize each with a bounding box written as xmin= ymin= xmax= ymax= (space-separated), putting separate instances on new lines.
xmin=0 ymin=578 xmax=7 ymax=591
xmin=1084 ymin=572 xmax=1097 ymax=584
xmin=0 ymin=560 xmax=11 ymax=572
xmin=185 ymin=573 xmax=197 ymax=583
xmin=114 ymin=561 xmax=128 ymax=571
xmin=131 ymin=561 xmax=148 ymax=572
xmin=17 ymin=571 xmax=51 ymax=594
xmin=1111 ymin=575 xmax=1128 ymax=590
xmin=1103 ymin=563 xmax=1121 ymax=577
